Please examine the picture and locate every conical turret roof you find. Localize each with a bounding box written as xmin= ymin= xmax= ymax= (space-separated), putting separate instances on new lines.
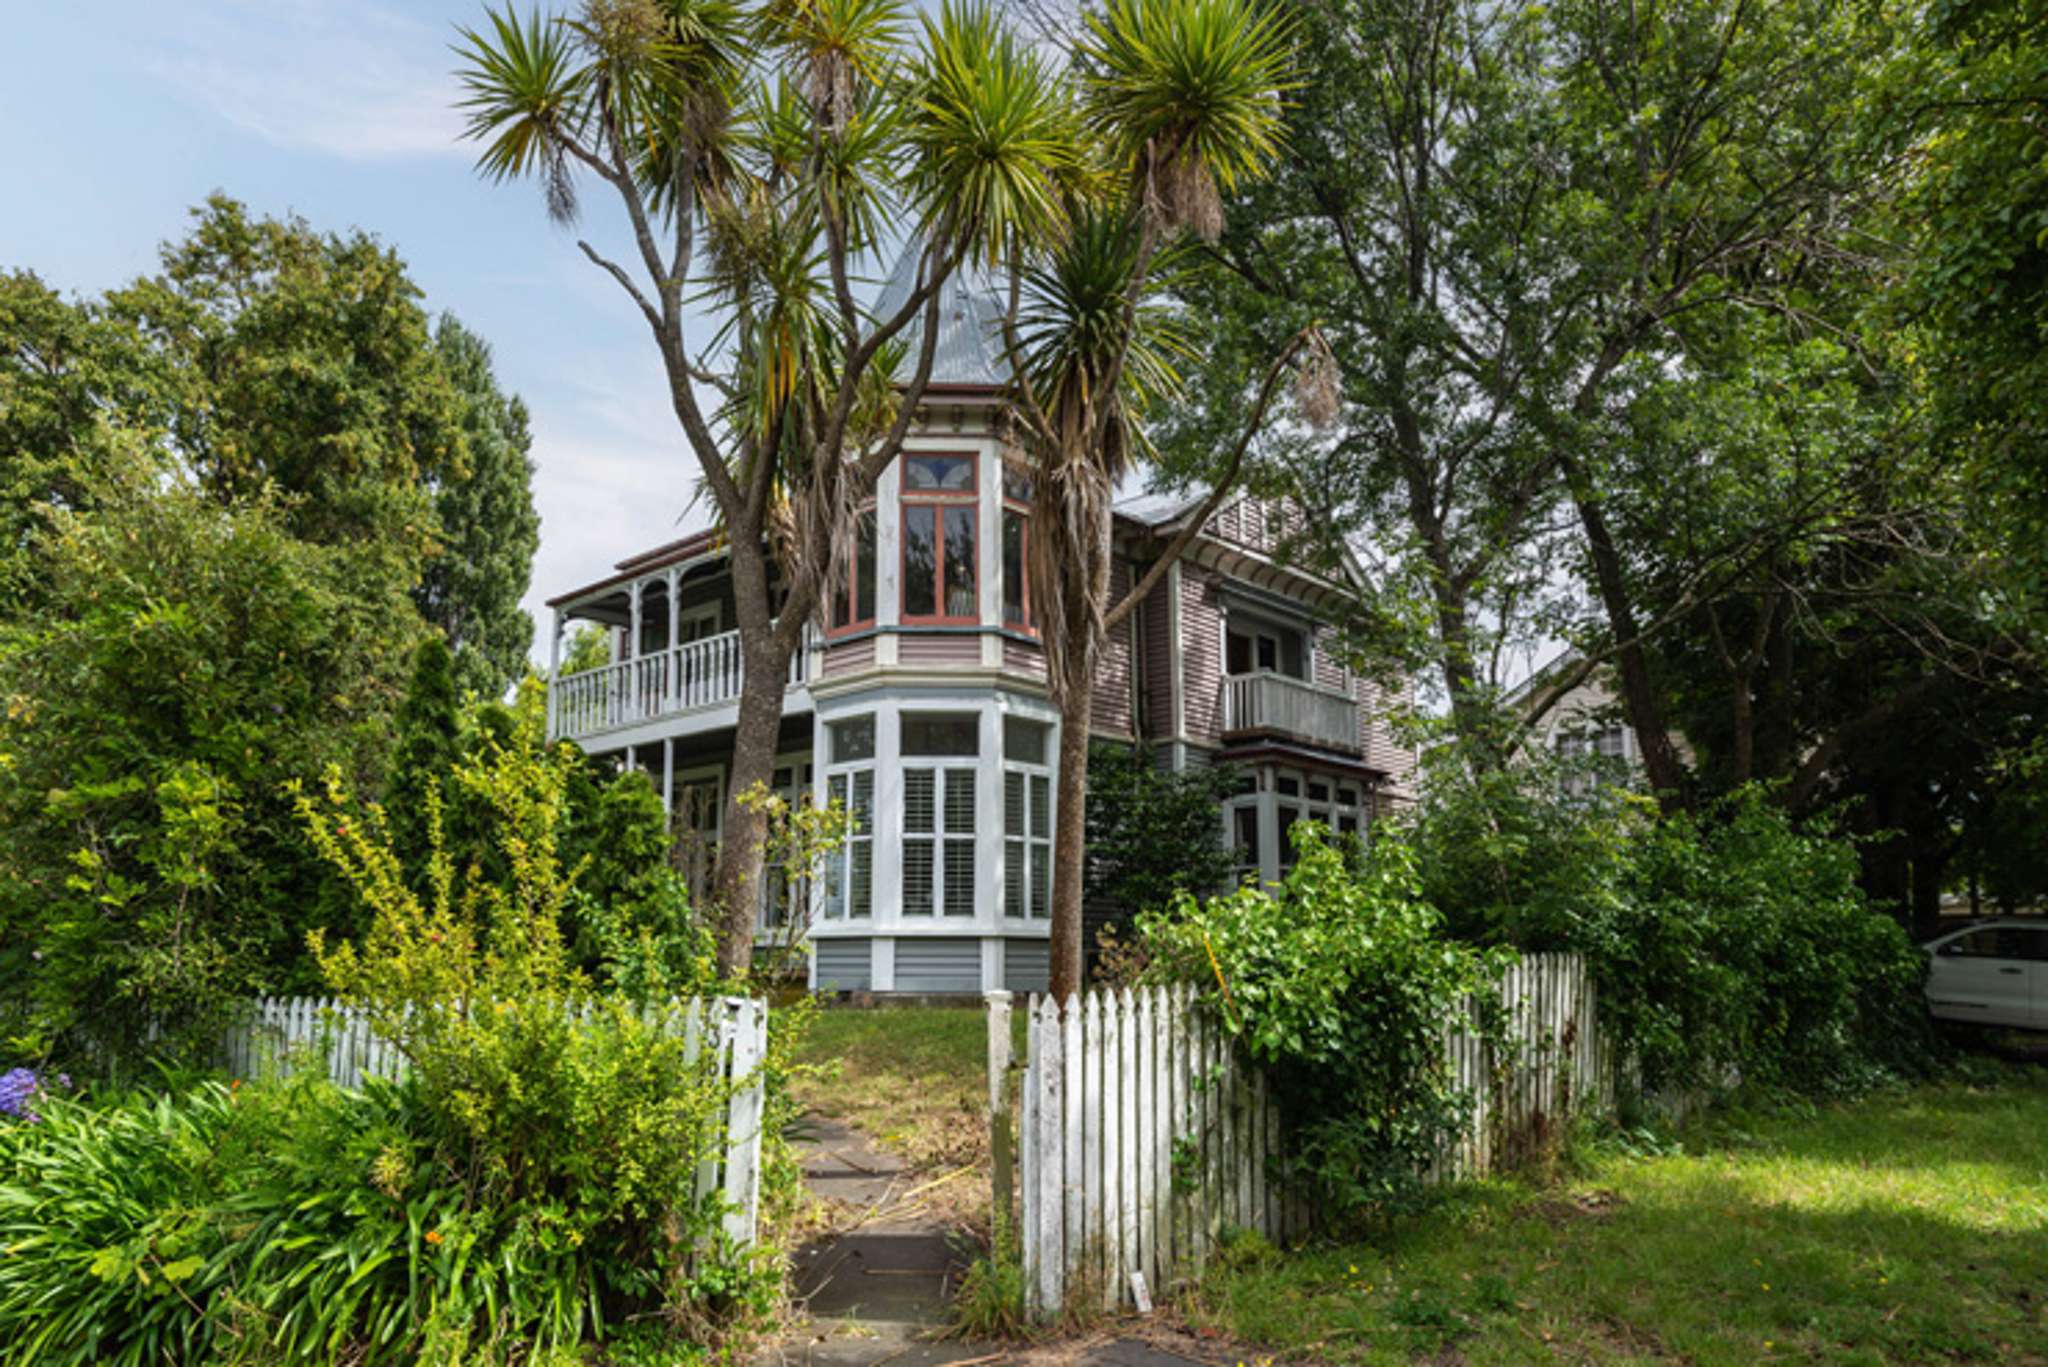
xmin=871 ymin=238 xmax=1011 ymax=388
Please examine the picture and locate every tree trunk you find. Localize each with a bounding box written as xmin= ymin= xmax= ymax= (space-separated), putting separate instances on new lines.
xmin=1563 ymin=468 xmax=1690 ymax=809
xmin=706 ymin=529 xmax=797 ymax=982
xmin=710 ymin=631 xmax=793 ymax=980
xmin=1047 ymin=677 xmax=1094 ymax=1002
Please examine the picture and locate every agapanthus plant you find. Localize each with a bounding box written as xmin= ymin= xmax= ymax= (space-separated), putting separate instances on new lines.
xmin=0 ymin=1068 xmax=66 ymax=1122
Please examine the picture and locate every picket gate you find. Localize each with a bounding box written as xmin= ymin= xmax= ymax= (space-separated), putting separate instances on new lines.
xmin=991 ymin=953 xmax=1608 ymax=1318
xmin=223 ymin=994 xmax=770 ymax=1245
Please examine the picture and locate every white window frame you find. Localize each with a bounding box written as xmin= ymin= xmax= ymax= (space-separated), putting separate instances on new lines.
xmin=760 ymin=753 xmax=816 ymax=931
xmin=823 ymin=718 xmax=875 ymax=921
xmin=901 ymin=713 xmax=980 ymax=918
xmin=1002 ymin=719 xmax=1054 ymax=920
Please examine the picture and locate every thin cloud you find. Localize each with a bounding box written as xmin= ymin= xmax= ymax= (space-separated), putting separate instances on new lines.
xmin=130 ymin=1 xmax=469 ymax=161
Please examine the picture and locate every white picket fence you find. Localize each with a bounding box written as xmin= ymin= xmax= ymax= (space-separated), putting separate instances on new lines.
xmin=991 ymin=953 xmax=1608 ymax=1318
xmin=223 ymin=994 xmax=771 ymax=1245
xmin=1439 ymin=953 xmax=1613 ymax=1181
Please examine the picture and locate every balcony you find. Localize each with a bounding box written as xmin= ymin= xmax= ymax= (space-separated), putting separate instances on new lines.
xmin=550 ymin=629 xmax=809 ymax=743
xmin=1221 ymin=671 xmax=1359 ymax=754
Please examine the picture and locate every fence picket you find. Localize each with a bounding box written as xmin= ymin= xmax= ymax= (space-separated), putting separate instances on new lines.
xmin=1062 ymin=995 xmax=1084 ymax=1299
xmin=998 ymin=958 xmax=1611 ymax=1320
xmin=1081 ymin=991 xmax=1104 ymax=1307
xmin=1033 ymin=994 xmax=1065 ymax=1316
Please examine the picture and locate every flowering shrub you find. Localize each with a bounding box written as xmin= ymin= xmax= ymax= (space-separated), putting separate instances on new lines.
xmin=0 ymin=1068 xmax=68 ymax=1122
xmin=284 ymin=685 xmax=778 ymax=1356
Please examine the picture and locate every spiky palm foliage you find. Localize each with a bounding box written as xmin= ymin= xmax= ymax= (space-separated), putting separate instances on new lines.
xmin=1010 ymin=209 xmax=1194 ymax=691
xmin=995 ymin=0 xmax=1306 ymax=999
xmin=455 ymin=0 xmax=1085 ymax=975
xmin=909 ymin=2 xmax=1093 ymax=266
xmin=1078 ymin=0 xmax=1295 ymax=238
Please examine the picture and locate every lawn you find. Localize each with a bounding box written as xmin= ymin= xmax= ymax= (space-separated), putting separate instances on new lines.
xmin=1186 ymin=1073 xmax=2048 ymax=1365
xmin=791 ymin=1006 xmax=1020 ymax=1177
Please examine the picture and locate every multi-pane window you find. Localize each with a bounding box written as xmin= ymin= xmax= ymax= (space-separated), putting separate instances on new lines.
xmin=763 ymin=760 xmax=816 ymax=928
xmin=1225 ymin=620 xmax=1306 ymax=679
xmin=823 ymin=717 xmax=875 ymax=920
xmin=1002 ymin=463 xmax=1033 ymax=630
xmin=902 ymin=455 xmax=978 ymax=622
xmin=1002 ymin=717 xmax=1052 ymax=918
xmin=902 ymin=712 xmax=978 ymax=916
xmin=830 ymin=508 xmax=877 ymax=631
xmin=1228 ymin=773 xmax=1261 ymax=884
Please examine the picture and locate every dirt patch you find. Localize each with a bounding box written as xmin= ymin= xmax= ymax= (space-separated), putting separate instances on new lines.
xmin=1530 ymin=1189 xmax=1627 ymax=1226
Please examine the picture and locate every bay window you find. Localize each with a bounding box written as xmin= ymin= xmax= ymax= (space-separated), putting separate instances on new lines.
xmin=901 ymin=712 xmax=978 ymax=916
xmin=1003 ymin=463 xmax=1032 ymax=630
xmin=829 ymin=508 xmax=877 ymax=632
xmin=823 ymin=716 xmax=875 ymax=920
xmin=1002 ymin=717 xmax=1052 ymax=918
xmin=902 ymin=454 xmax=978 ymax=623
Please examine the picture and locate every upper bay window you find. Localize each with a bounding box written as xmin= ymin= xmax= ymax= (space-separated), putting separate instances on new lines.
xmin=1003 ymin=462 xmax=1033 ymax=631
xmin=829 ymin=508 xmax=877 ymax=632
xmin=902 ymin=455 xmax=978 ymax=623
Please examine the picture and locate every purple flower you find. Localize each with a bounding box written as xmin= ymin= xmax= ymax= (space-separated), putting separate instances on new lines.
xmin=0 ymin=1068 xmax=39 ymax=1121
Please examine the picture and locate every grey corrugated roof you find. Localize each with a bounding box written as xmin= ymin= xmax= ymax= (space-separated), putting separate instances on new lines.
xmin=872 ymin=240 xmax=1012 ymax=387
xmin=1113 ymin=489 xmax=1205 ymax=527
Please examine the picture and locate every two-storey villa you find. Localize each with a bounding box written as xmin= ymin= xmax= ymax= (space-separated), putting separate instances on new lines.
xmin=542 ymin=254 xmax=1417 ymax=994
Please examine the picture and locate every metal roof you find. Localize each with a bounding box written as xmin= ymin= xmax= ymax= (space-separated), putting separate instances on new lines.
xmin=1112 ymin=489 xmax=1205 ymax=527
xmin=871 ymin=240 xmax=1012 ymax=389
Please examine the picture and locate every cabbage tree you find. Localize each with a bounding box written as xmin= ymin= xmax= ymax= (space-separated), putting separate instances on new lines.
xmin=999 ymin=0 xmax=1332 ymax=998
xmin=455 ymin=0 xmax=1084 ymax=974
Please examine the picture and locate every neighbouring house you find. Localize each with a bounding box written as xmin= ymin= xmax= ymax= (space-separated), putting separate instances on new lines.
xmin=542 ymin=249 xmax=1418 ymax=994
xmin=1507 ymin=649 xmax=1694 ymax=794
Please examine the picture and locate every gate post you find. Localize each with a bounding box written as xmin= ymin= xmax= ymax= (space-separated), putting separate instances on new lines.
xmin=986 ymin=990 xmax=1015 ymax=1238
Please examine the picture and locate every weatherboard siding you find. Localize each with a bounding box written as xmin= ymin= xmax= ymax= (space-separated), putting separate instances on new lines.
xmin=1180 ymin=569 xmax=1226 ymax=745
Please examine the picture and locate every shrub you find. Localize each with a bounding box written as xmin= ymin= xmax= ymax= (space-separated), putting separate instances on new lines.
xmin=289 ymin=685 xmax=776 ymax=1355
xmin=1408 ymin=744 xmax=1936 ymax=1099
xmin=0 ymin=480 xmax=421 ymax=1071
xmin=1602 ymin=789 xmax=1934 ymax=1096
xmin=1085 ymin=742 xmax=1239 ymax=917
xmin=1140 ymin=825 xmax=1508 ymax=1224
xmin=0 ymin=1068 xmax=744 ymax=1365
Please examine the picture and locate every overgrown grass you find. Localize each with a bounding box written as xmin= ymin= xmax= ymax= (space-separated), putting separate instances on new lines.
xmin=1186 ymin=1074 xmax=2048 ymax=1364
xmin=791 ymin=1007 xmax=1021 ymax=1176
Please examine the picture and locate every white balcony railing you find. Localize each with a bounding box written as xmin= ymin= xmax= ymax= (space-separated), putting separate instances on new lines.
xmin=551 ymin=628 xmax=808 ymax=741
xmin=1221 ymin=670 xmax=1359 ymax=753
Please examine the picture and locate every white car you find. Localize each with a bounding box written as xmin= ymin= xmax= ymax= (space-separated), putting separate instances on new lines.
xmin=1924 ymin=919 xmax=2048 ymax=1030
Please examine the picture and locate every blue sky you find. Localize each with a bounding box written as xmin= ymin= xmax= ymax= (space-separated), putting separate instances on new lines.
xmin=2 ymin=0 xmax=714 ymax=665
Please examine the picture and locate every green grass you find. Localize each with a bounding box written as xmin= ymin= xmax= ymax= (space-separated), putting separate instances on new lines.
xmin=1188 ymin=1075 xmax=2048 ymax=1364
xmin=792 ymin=1007 xmax=1022 ymax=1174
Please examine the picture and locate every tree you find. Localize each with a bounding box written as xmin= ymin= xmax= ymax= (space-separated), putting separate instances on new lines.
xmin=104 ymin=196 xmax=468 ymax=581
xmin=419 ymin=316 xmax=541 ymax=700
xmin=0 ymin=477 xmax=423 ymax=1066
xmin=0 ymin=273 xmax=177 ymax=603
xmin=1172 ymin=0 xmax=1911 ymax=808
xmin=1161 ymin=0 xmax=1571 ymax=746
xmin=1002 ymin=0 xmax=1324 ymax=998
xmin=387 ymin=636 xmax=463 ymax=878
xmin=1894 ymin=0 xmax=2048 ymax=612
xmin=456 ymin=0 xmax=1085 ymax=976
xmin=1084 ymin=741 xmax=1237 ymax=918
